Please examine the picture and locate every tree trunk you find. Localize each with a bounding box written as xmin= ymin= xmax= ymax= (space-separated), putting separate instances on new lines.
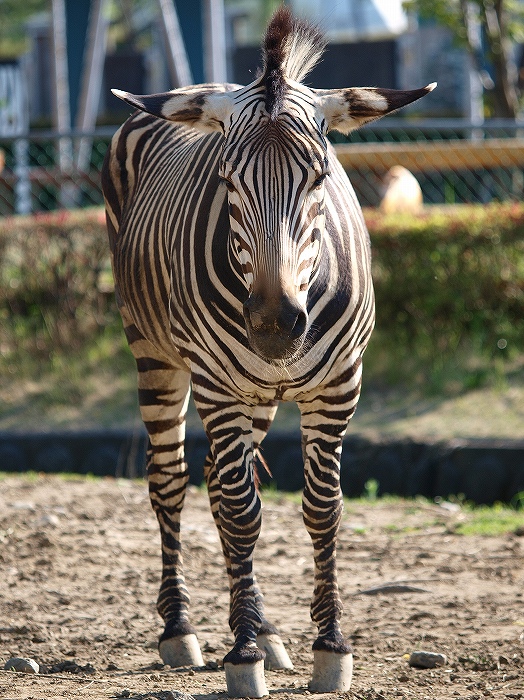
xmin=481 ymin=0 xmax=519 ymax=118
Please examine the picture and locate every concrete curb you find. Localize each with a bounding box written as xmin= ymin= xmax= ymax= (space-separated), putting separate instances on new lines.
xmin=0 ymin=430 xmax=523 ymax=505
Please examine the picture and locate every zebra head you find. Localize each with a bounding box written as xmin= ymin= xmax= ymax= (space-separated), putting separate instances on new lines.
xmin=112 ymin=8 xmax=435 ymax=362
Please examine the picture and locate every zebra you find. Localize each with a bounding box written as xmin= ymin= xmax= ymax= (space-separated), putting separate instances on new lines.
xmin=102 ymin=7 xmax=434 ymax=696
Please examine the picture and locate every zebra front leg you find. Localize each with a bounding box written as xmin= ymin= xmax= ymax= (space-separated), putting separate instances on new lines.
xmin=134 ymin=355 xmax=204 ymax=668
xmin=299 ymin=400 xmax=356 ymax=693
xmin=203 ymin=402 xmax=293 ymax=672
xmin=196 ymin=393 xmax=267 ymax=697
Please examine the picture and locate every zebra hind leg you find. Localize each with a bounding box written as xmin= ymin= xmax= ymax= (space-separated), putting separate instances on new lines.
xmin=253 ymin=403 xmax=293 ymax=671
xmin=203 ymin=402 xmax=293 ymax=672
xmin=196 ymin=397 xmax=279 ymax=697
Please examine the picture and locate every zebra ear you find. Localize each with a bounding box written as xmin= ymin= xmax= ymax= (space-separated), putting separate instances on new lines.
xmin=111 ymin=84 xmax=240 ymax=133
xmin=316 ymin=83 xmax=436 ymax=134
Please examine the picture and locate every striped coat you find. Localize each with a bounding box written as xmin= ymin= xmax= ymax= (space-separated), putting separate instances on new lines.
xmin=102 ymin=7 xmax=433 ymax=696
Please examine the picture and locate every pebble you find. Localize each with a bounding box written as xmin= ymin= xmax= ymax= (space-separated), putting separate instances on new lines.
xmin=34 ymin=513 xmax=60 ymax=528
xmin=164 ymin=692 xmax=195 ymax=700
xmin=9 ymin=501 xmax=36 ymax=511
xmin=4 ymin=657 xmax=39 ymax=674
xmin=408 ymin=650 xmax=447 ymax=669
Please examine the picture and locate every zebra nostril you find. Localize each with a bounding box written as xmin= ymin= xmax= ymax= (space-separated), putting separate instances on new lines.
xmin=290 ymin=310 xmax=307 ymax=340
xmin=248 ymin=310 xmax=263 ymax=330
xmin=243 ymin=294 xmax=263 ymax=329
xmin=276 ymin=299 xmax=307 ymax=339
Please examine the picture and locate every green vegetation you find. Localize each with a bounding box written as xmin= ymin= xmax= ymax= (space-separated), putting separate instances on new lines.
xmin=0 ymin=209 xmax=112 ymax=352
xmin=364 ymin=203 xmax=524 ymax=394
xmin=362 ymin=478 xmax=379 ymax=501
xmin=403 ymin=0 xmax=524 ymax=118
xmin=453 ymin=502 xmax=524 ymax=536
xmin=345 ymin=492 xmax=524 ymax=536
xmin=0 ymin=204 xmax=523 ymax=435
xmin=0 ymin=209 xmax=138 ymax=429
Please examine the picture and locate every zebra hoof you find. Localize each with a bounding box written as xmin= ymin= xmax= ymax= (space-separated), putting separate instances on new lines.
xmin=159 ymin=633 xmax=204 ymax=668
xmin=309 ymin=650 xmax=353 ymax=693
xmin=257 ymin=633 xmax=293 ymax=670
xmin=224 ymin=659 xmax=268 ymax=698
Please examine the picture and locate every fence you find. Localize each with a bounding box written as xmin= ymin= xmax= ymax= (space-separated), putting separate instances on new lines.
xmin=1 ymin=120 xmax=524 ymax=215
xmin=0 ymin=127 xmax=114 ymax=216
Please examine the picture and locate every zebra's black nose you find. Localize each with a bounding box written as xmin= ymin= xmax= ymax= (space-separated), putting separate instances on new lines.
xmin=243 ymin=292 xmax=308 ymax=359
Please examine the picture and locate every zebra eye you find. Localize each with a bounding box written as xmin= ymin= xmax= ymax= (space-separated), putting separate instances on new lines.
xmin=220 ymin=176 xmax=235 ymax=192
xmin=311 ymin=227 xmax=321 ymax=243
xmin=312 ymin=172 xmax=329 ymax=190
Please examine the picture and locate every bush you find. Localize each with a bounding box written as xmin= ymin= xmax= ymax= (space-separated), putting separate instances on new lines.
xmin=365 ymin=204 xmax=524 ymax=364
xmin=0 ymin=204 xmax=522 ymax=383
xmin=0 ymin=209 xmax=114 ymax=354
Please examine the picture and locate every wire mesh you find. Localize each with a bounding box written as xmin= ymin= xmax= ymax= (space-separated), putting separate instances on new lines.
xmin=331 ymin=119 xmax=524 ymax=207
xmin=0 ymin=128 xmax=113 ymax=216
xmin=0 ymin=120 xmax=524 ymax=215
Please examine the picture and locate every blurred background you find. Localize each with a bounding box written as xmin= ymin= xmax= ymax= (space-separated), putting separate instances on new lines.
xmin=0 ymin=0 xmax=522 ymax=501
xmin=3 ymin=0 xmax=524 ymax=212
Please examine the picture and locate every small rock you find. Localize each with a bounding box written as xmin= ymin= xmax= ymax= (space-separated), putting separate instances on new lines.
xmin=409 ymin=650 xmax=447 ymax=669
xmin=438 ymin=501 xmax=461 ymax=513
xmin=117 ymin=689 xmax=131 ymax=698
xmin=34 ymin=513 xmax=60 ymax=528
xmin=164 ymin=692 xmax=195 ymax=700
xmin=4 ymin=657 xmax=39 ymax=674
xmin=10 ymin=501 xmax=36 ymax=511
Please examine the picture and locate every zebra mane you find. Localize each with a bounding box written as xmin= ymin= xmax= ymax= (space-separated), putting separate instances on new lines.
xmin=262 ymin=6 xmax=326 ymax=120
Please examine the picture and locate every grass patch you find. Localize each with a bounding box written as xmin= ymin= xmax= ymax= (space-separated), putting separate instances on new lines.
xmin=260 ymin=485 xmax=303 ymax=505
xmin=454 ymin=503 xmax=524 ymax=536
xmin=0 ymin=325 xmax=139 ymax=431
xmin=345 ymin=495 xmax=524 ymax=536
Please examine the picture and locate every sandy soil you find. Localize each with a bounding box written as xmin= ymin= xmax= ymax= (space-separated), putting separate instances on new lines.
xmin=0 ymin=475 xmax=523 ymax=700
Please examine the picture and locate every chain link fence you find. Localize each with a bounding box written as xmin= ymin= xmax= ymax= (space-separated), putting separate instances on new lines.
xmin=332 ymin=119 xmax=524 ymax=207
xmin=1 ymin=120 xmax=524 ymax=215
xmin=0 ymin=128 xmax=114 ymax=216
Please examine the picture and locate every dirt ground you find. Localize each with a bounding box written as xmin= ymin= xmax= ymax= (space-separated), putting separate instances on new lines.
xmin=0 ymin=475 xmax=523 ymax=700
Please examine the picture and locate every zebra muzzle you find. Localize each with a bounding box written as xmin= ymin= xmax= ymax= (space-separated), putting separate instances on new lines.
xmin=243 ymin=292 xmax=308 ymax=360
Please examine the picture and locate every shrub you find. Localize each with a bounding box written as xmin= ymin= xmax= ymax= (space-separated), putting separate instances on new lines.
xmin=0 ymin=209 xmax=114 ymax=354
xmin=365 ymin=204 xmax=524 ymax=363
xmin=0 ymin=204 xmax=522 ymax=382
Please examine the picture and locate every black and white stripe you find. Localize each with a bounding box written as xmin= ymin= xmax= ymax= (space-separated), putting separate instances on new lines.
xmin=102 ymin=6 xmax=434 ymax=692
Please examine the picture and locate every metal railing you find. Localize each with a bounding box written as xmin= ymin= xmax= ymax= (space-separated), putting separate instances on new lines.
xmin=1 ymin=120 xmax=524 ymax=215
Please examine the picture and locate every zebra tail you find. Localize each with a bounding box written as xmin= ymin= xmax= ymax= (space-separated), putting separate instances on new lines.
xmin=254 ymin=447 xmax=272 ymax=491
